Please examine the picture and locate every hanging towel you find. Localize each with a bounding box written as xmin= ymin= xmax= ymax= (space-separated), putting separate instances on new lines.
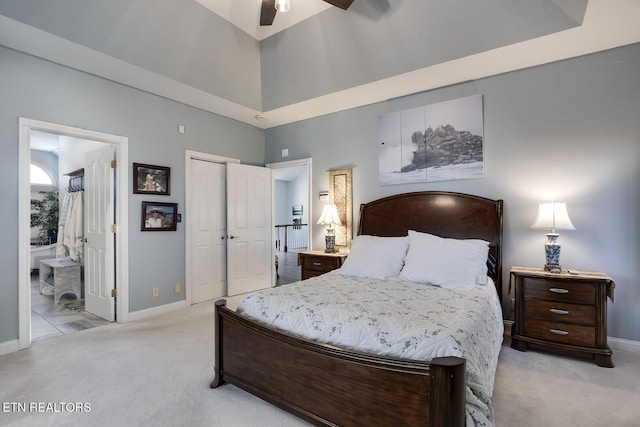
xmin=56 ymin=191 xmax=73 ymax=259
xmin=63 ymin=192 xmax=84 ymax=262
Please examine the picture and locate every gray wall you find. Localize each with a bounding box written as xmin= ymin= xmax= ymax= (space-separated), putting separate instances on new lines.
xmin=265 ymin=43 xmax=640 ymax=342
xmin=274 ymin=180 xmax=289 ymax=226
xmin=1 ymin=0 xmax=637 ymax=345
xmin=260 ymin=0 xmax=583 ymax=110
xmin=289 ymin=174 xmax=309 ymax=226
xmin=0 ymin=45 xmax=264 ymax=342
xmin=275 ymin=177 xmax=309 ymax=226
xmin=0 ymin=0 xmax=262 ymax=110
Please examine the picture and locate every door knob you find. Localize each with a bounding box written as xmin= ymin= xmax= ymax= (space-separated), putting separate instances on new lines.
xmin=228 ymin=235 xmax=238 ymax=239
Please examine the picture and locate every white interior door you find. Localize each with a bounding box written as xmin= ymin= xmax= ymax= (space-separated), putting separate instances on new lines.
xmin=189 ymin=159 xmax=227 ymax=303
xmin=84 ymin=145 xmax=115 ymax=321
xmin=227 ymin=163 xmax=273 ymax=296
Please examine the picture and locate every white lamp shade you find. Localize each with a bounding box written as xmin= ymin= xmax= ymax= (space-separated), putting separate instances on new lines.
xmin=275 ymin=0 xmax=290 ymax=12
xmin=531 ymin=202 xmax=576 ymax=232
xmin=317 ymin=204 xmax=342 ymax=226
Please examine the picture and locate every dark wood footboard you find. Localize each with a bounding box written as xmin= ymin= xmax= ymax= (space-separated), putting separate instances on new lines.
xmin=211 ymin=300 xmax=466 ymax=427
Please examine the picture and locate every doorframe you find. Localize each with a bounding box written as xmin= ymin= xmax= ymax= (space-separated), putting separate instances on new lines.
xmin=184 ymin=150 xmax=239 ymax=305
xmin=18 ymin=118 xmax=130 ymax=349
xmin=266 ymin=158 xmax=313 ymax=252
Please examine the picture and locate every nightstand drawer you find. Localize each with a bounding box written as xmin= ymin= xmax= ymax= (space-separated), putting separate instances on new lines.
xmin=298 ymin=251 xmax=347 ymax=280
xmin=524 ymin=299 xmax=595 ymax=326
xmin=302 ymin=256 xmax=338 ymax=272
xmin=524 ymin=319 xmax=596 ymax=347
xmin=523 ymin=277 xmax=595 ymax=305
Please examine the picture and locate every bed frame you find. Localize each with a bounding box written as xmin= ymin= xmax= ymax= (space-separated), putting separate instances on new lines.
xmin=211 ymin=191 xmax=503 ymax=426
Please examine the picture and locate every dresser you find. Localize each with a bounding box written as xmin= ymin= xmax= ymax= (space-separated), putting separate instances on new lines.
xmin=297 ymin=250 xmax=347 ymax=280
xmin=510 ymin=266 xmax=615 ymax=367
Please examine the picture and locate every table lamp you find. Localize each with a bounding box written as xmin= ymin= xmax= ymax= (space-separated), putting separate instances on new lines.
xmin=317 ymin=204 xmax=342 ymax=253
xmin=531 ymin=202 xmax=575 ymax=272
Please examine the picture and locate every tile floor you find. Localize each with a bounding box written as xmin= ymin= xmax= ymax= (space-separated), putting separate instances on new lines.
xmin=31 ymin=271 xmax=110 ymax=342
xmin=30 ymin=250 xmax=301 ymax=344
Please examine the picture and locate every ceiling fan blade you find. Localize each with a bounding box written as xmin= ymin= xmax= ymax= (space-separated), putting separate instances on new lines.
xmin=322 ymin=0 xmax=355 ymax=10
xmin=260 ymin=0 xmax=277 ymax=26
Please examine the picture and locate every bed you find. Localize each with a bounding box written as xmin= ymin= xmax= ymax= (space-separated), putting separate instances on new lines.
xmin=211 ymin=191 xmax=504 ymax=427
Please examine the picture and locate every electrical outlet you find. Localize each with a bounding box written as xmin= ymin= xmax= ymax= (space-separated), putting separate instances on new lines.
xmin=174 ymin=282 xmax=181 ymax=294
xmin=153 ymin=287 xmax=159 ymax=297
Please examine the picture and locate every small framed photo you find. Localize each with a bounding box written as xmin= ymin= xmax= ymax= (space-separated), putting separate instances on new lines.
xmin=133 ymin=163 xmax=170 ymax=195
xmin=141 ymin=201 xmax=178 ymax=231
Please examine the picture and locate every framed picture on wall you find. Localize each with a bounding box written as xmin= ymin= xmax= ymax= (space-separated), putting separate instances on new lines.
xmin=133 ymin=163 xmax=170 ymax=195
xmin=141 ymin=201 xmax=178 ymax=231
xmin=378 ymin=94 xmax=484 ymax=185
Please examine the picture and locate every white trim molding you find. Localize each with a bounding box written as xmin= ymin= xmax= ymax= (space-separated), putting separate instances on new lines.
xmin=609 ymin=337 xmax=640 ymax=354
xmin=126 ymin=300 xmax=188 ymax=323
xmin=0 ymin=339 xmax=19 ymax=356
xmin=18 ymin=118 xmax=129 ymax=350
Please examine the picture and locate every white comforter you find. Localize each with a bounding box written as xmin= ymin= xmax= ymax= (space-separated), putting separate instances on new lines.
xmin=237 ymin=271 xmax=504 ymax=427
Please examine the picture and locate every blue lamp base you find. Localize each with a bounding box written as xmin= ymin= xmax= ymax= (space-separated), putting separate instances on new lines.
xmin=543 ymin=233 xmax=562 ymax=272
xmin=324 ymin=228 xmax=336 ymax=253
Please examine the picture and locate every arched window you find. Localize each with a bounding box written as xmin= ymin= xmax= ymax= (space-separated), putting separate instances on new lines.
xmin=31 ymin=163 xmax=54 ymax=185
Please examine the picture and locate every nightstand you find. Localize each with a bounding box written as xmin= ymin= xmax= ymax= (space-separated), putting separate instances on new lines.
xmin=510 ymin=266 xmax=615 ymax=367
xmin=297 ymin=250 xmax=347 ymax=280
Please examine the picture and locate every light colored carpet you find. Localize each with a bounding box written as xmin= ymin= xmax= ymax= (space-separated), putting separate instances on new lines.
xmin=494 ymin=336 xmax=640 ymax=427
xmin=0 ymin=300 xmax=638 ymax=426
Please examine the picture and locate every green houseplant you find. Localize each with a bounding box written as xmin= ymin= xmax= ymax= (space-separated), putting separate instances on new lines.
xmin=31 ymin=191 xmax=59 ymax=244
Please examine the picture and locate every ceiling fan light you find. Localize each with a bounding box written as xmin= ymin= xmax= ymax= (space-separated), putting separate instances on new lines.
xmin=275 ymin=0 xmax=291 ymax=13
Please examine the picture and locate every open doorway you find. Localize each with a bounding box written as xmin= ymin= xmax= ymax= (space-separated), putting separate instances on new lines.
xmin=29 ymin=131 xmax=112 ymax=341
xmin=267 ymin=158 xmax=312 ymax=286
xmin=18 ymin=118 xmax=130 ymax=349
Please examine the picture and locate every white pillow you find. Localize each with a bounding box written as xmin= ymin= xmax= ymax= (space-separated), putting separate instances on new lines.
xmin=339 ymin=235 xmax=409 ymax=279
xmin=399 ymin=230 xmax=489 ymax=288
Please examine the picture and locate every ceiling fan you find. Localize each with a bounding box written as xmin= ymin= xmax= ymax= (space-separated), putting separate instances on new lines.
xmin=260 ymin=0 xmax=355 ymax=26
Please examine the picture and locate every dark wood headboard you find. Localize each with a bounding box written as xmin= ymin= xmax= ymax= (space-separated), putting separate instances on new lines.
xmin=357 ymin=191 xmax=504 ymax=298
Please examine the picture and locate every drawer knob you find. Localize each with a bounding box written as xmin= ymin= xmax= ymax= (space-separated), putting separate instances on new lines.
xmin=312 ymin=262 xmax=322 ymax=266
xmin=550 ymin=308 xmax=569 ymax=315
xmin=549 ymin=329 xmax=569 ymax=335
xmin=549 ymin=288 xmax=569 ymax=294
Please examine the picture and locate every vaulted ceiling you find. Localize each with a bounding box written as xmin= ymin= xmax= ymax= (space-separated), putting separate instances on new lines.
xmin=195 ymin=0 xmax=334 ymax=41
xmin=1 ymin=0 xmax=639 ymax=129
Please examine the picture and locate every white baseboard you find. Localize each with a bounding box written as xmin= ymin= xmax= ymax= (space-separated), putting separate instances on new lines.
xmin=608 ymin=337 xmax=640 ymax=354
xmin=126 ymin=300 xmax=187 ymax=322
xmin=0 ymin=339 xmax=19 ymax=356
